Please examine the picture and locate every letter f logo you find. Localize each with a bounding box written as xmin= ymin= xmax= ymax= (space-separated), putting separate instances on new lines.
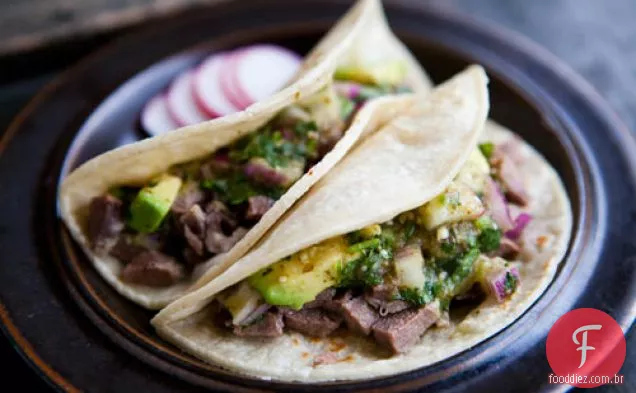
xmin=572 ymin=324 xmax=602 ymax=368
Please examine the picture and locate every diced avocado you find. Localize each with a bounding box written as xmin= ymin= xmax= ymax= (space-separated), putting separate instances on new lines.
xmin=248 ymin=237 xmax=357 ymax=309
xmin=335 ymin=60 xmax=407 ymax=86
xmin=217 ymin=281 xmax=263 ymax=325
xmin=455 ymin=149 xmax=491 ymax=193
xmin=418 ymin=182 xmax=485 ymax=230
xmin=128 ymin=174 xmax=182 ymax=233
xmin=394 ymin=245 xmax=426 ymax=290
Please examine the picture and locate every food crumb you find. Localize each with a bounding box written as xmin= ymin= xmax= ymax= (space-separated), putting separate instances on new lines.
xmin=294 ymin=91 xmax=301 ymax=100
xmin=302 ymin=352 xmax=309 ymax=359
xmin=292 ymin=338 xmax=300 ymax=346
xmin=536 ymin=235 xmax=548 ymax=249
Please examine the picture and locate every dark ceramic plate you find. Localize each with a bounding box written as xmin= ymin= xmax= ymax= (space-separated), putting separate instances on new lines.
xmin=1 ymin=0 xmax=634 ymax=391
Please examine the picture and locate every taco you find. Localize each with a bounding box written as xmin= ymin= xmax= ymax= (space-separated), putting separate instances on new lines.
xmin=152 ymin=65 xmax=572 ymax=381
xmin=58 ymin=0 xmax=432 ymax=309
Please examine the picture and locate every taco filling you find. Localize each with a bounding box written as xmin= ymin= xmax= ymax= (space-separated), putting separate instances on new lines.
xmin=85 ymin=73 xmax=412 ymax=288
xmin=211 ymin=143 xmax=529 ymax=354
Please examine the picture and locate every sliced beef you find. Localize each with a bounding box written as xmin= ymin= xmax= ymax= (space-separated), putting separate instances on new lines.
xmin=121 ymin=250 xmax=185 ymax=287
xmin=200 ymin=152 xmax=231 ymax=179
xmin=205 ymin=226 xmax=248 ymax=254
xmin=180 ymin=204 xmax=206 ymax=256
xmin=205 ymin=201 xmax=246 ymax=254
xmin=372 ymin=303 xmax=440 ymax=354
xmin=109 ymin=236 xmax=146 ymax=263
xmin=334 ymin=292 xmax=379 ymax=335
xmin=318 ymin=121 xmax=345 ymax=157
xmin=171 ymin=182 xmax=206 ymax=215
xmin=304 ymin=288 xmax=337 ymax=309
xmin=245 ymin=196 xmax=275 ymax=221
xmin=492 ymin=237 xmax=520 ymax=259
xmin=282 ymin=308 xmax=342 ymax=337
xmin=490 ymin=147 xmax=529 ymax=206
xmin=87 ymin=195 xmax=124 ymax=253
xmin=365 ymin=285 xmax=410 ymax=316
xmin=233 ymin=311 xmax=284 ymax=338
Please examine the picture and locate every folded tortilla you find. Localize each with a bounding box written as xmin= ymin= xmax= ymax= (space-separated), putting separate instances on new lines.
xmin=151 ymin=65 xmax=571 ymax=382
xmin=58 ymin=0 xmax=432 ymax=309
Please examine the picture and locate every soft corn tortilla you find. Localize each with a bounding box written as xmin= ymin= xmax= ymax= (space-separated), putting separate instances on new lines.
xmin=58 ymin=0 xmax=431 ymax=309
xmin=151 ymin=65 xmax=572 ymax=382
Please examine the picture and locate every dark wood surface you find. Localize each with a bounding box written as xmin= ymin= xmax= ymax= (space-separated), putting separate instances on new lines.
xmin=0 ymin=0 xmax=633 ymax=391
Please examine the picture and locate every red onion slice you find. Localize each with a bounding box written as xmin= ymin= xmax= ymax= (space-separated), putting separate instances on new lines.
xmin=505 ymin=213 xmax=532 ymax=240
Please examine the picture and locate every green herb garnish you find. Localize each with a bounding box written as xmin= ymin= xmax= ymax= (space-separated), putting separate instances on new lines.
xmin=479 ymin=142 xmax=495 ymax=159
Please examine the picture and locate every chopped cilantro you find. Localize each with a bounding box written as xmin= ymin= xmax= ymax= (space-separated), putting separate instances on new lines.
xmin=338 ymin=230 xmax=395 ymax=289
xmin=478 ymin=228 xmax=501 ymax=253
xmin=200 ymin=172 xmax=284 ymax=205
xmin=348 ymin=238 xmax=381 ymax=253
xmin=396 ymin=286 xmax=434 ymax=306
xmin=479 ymin=142 xmax=495 ymax=159
xmin=404 ymin=221 xmax=417 ymax=241
xmin=504 ymin=271 xmax=518 ymax=295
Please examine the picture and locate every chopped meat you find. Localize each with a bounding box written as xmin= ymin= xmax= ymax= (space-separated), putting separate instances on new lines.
xmin=109 ymin=236 xmax=146 ymax=263
xmin=205 ymin=226 xmax=247 ymax=254
xmin=171 ymin=182 xmax=206 ymax=215
xmin=180 ymin=204 xmax=206 ymax=255
xmin=365 ymin=285 xmax=410 ymax=316
xmin=201 ymin=152 xmax=231 ymax=178
xmin=121 ymin=250 xmax=185 ymax=287
xmin=304 ymin=288 xmax=337 ymax=309
xmin=490 ymin=147 xmax=529 ymax=206
xmin=318 ymin=121 xmax=345 ymax=157
xmin=493 ymin=237 xmax=520 ymax=259
xmin=245 ymin=196 xmax=275 ymax=220
xmin=87 ymin=195 xmax=124 ymax=253
xmin=282 ymin=308 xmax=342 ymax=337
xmin=244 ymin=158 xmax=303 ymax=188
xmin=205 ymin=201 xmax=238 ymax=230
xmin=372 ymin=303 xmax=440 ymax=354
xmin=334 ymin=292 xmax=379 ymax=335
xmin=205 ymin=201 xmax=246 ymax=254
xmin=233 ymin=311 xmax=284 ymax=337
xmin=313 ymin=352 xmax=338 ymax=367
xmin=183 ymin=248 xmax=205 ymax=267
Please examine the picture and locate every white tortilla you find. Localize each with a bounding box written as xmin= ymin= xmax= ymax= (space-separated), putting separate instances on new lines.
xmin=58 ymin=0 xmax=432 ymax=309
xmin=149 ymin=66 xmax=572 ymax=384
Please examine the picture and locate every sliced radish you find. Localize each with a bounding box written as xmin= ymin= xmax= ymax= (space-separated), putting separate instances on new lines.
xmin=232 ymin=45 xmax=301 ymax=104
xmin=219 ymin=52 xmax=251 ymax=110
xmin=166 ymin=70 xmax=210 ymax=126
xmin=141 ymin=94 xmax=178 ymax=137
xmin=193 ymin=53 xmax=242 ymax=117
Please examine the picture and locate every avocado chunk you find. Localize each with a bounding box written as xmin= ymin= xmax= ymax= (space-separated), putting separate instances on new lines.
xmin=335 ymin=60 xmax=407 ymax=86
xmin=128 ymin=174 xmax=183 ymax=233
xmin=248 ymin=237 xmax=357 ymax=309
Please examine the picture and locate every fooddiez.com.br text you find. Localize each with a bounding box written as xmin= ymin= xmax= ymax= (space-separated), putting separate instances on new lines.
xmin=548 ymin=373 xmax=624 ymax=385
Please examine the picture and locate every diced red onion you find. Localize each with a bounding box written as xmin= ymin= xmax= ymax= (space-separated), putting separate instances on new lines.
xmin=484 ymin=177 xmax=514 ymax=231
xmin=488 ymin=267 xmax=520 ymax=303
xmin=335 ymin=82 xmax=362 ymax=99
xmin=505 ymin=213 xmax=532 ymax=240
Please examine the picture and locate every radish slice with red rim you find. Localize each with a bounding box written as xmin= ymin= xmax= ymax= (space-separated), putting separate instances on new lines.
xmin=232 ymin=45 xmax=301 ymax=104
xmin=193 ymin=53 xmax=241 ymax=118
xmin=141 ymin=94 xmax=178 ymax=137
xmin=167 ymin=70 xmax=210 ymax=126
xmin=218 ymin=52 xmax=251 ymax=110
